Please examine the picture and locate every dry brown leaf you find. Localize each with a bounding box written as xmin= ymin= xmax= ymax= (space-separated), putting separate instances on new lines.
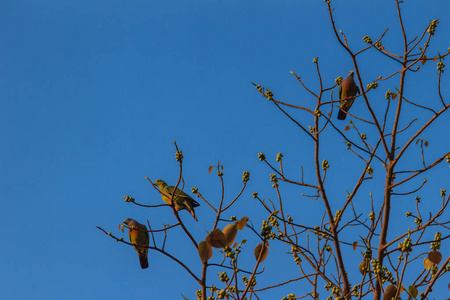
xmin=236 ymin=216 xmax=249 ymax=230
xmin=383 ymin=284 xmax=398 ymax=300
xmin=428 ymin=250 xmax=442 ymax=264
xmin=408 ymin=285 xmax=418 ymax=298
xmin=254 ymin=242 xmax=269 ymax=262
xmin=198 ymin=241 xmax=213 ymax=262
xmin=223 ymin=224 xmax=238 ymax=246
xmin=423 ymin=257 xmax=434 ymax=270
xmin=421 ymin=55 xmax=427 ymax=65
xmin=205 ymin=229 xmax=228 ymax=248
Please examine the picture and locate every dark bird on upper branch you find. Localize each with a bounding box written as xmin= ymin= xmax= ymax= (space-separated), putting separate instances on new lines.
xmin=338 ymin=70 xmax=360 ymax=120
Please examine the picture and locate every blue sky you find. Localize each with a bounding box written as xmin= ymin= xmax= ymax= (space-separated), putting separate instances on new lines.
xmin=1 ymin=1 xmax=449 ymax=299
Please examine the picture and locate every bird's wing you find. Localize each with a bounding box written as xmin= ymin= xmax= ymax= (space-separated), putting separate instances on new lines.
xmin=166 ymin=186 xmax=190 ymax=199
xmin=141 ymin=224 xmax=150 ymax=243
xmin=189 ymin=198 xmax=200 ymax=207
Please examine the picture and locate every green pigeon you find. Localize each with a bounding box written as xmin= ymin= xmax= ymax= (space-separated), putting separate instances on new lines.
xmin=154 ymin=179 xmax=200 ymax=221
xmin=338 ymin=70 xmax=360 ymax=120
xmin=123 ymin=218 xmax=149 ymax=269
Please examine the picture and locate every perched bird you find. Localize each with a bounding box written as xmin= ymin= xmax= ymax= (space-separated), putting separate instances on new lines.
xmin=338 ymin=70 xmax=360 ymax=120
xmin=154 ymin=179 xmax=200 ymax=221
xmin=123 ymin=218 xmax=149 ymax=269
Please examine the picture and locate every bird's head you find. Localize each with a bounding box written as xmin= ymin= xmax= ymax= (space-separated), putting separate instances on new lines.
xmin=348 ymin=70 xmax=355 ymax=77
xmin=154 ymin=179 xmax=167 ymax=188
xmin=123 ymin=218 xmax=136 ymax=226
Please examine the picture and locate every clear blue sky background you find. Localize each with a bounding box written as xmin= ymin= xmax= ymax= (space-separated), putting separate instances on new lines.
xmin=1 ymin=1 xmax=449 ymax=299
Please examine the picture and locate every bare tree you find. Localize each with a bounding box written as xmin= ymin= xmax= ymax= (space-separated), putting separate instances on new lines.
xmin=99 ymin=1 xmax=449 ymax=299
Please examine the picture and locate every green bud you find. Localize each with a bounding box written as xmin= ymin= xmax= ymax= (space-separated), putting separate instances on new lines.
xmin=258 ymin=152 xmax=266 ymax=161
xmin=175 ymin=150 xmax=183 ymax=162
xmin=322 ymin=159 xmax=330 ymax=170
xmin=276 ymin=153 xmax=283 ymax=162
xmin=242 ymin=171 xmax=250 ymax=182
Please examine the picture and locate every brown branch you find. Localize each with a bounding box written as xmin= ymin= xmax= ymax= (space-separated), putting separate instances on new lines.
xmin=96 ymin=226 xmax=201 ymax=282
xmin=391 ymin=153 xmax=448 ymax=188
xmin=354 ymin=28 xmax=390 ymax=56
xmin=402 ymin=95 xmax=437 ymax=114
xmin=272 ymin=99 xmax=315 ymax=114
xmin=272 ymin=100 xmax=316 ymax=141
xmin=391 ymin=178 xmax=427 ymax=196
xmin=251 ymin=273 xmax=317 ymax=292
xmin=394 ymin=104 xmax=450 ymax=164
xmin=291 ymin=71 xmax=318 ymax=98
xmin=420 ymin=255 xmax=450 ymax=299
xmin=222 ymin=181 xmax=247 ymax=211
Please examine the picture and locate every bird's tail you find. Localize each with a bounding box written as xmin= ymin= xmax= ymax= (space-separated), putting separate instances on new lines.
xmin=337 ymin=108 xmax=347 ymax=120
xmin=139 ymin=253 xmax=149 ymax=269
xmin=189 ymin=208 xmax=198 ymax=222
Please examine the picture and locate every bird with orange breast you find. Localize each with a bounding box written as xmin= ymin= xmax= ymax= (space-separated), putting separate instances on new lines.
xmin=338 ymin=70 xmax=360 ymax=120
xmin=123 ymin=218 xmax=149 ymax=269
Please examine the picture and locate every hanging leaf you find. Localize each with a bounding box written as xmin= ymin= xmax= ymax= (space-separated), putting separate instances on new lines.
xmin=254 ymin=242 xmax=269 ymax=262
xmin=208 ymin=166 xmax=213 ymax=173
xmin=423 ymin=257 xmax=434 ymax=270
xmin=344 ymin=125 xmax=351 ymax=131
xmin=421 ymin=55 xmax=427 ymax=65
xmin=424 ymin=141 xmax=429 ymax=147
xmin=198 ymin=241 xmax=213 ymax=262
xmin=223 ymin=224 xmax=238 ymax=246
xmin=205 ymin=229 xmax=228 ymax=248
xmin=433 ymin=56 xmax=438 ymax=62
xmin=392 ymin=93 xmax=397 ymax=100
xmin=428 ymin=250 xmax=442 ymax=264
xmin=236 ymin=216 xmax=249 ymax=230
xmin=353 ymin=241 xmax=358 ymax=251
xmin=408 ymin=285 xmax=418 ymax=298
xmin=383 ymin=284 xmax=398 ymax=300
